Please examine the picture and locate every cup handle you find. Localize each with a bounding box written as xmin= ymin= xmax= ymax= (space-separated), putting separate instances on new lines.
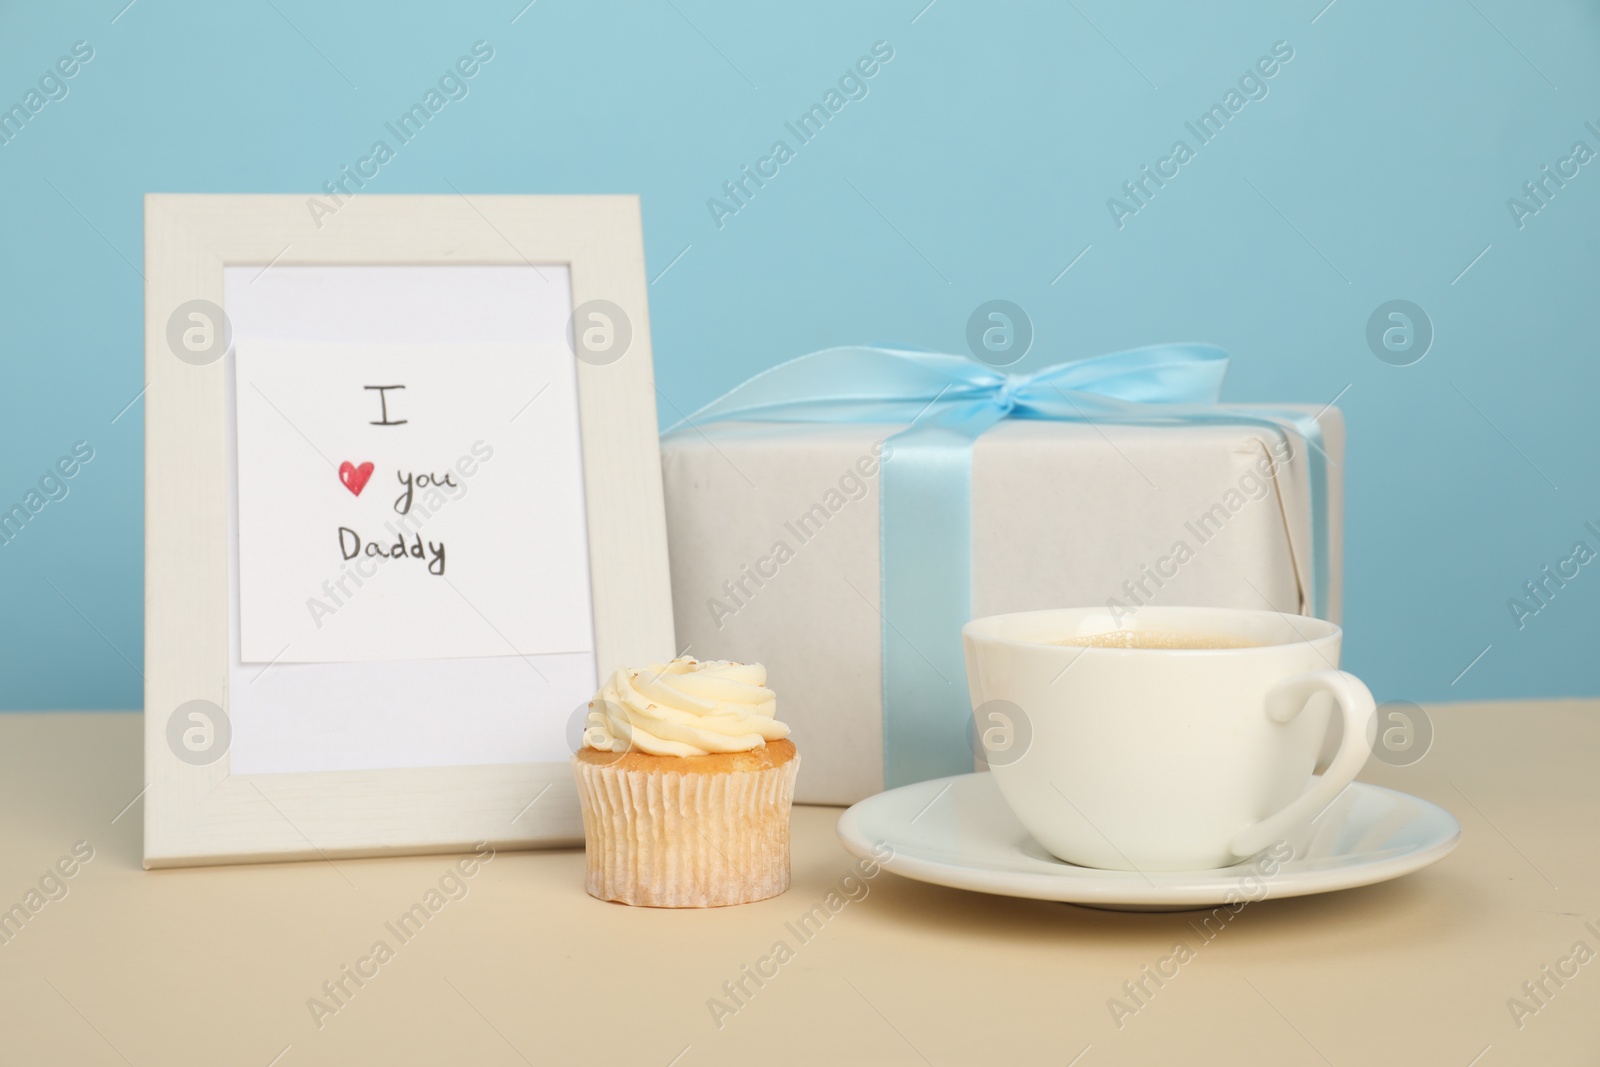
xmin=1228 ymin=669 xmax=1375 ymax=860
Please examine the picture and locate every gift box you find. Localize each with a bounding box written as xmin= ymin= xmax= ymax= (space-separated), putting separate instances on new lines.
xmin=659 ymin=348 xmax=1344 ymax=805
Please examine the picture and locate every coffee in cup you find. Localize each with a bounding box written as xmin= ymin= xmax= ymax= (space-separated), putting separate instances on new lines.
xmin=1052 ymin=630 xmax=1263 ymax=650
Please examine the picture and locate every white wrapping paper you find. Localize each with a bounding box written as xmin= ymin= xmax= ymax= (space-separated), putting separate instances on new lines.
xmin=661 ymin=408 xmax=1344 ymax=804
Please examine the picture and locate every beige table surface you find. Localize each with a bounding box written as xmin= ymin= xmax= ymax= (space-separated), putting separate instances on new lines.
xmin=0 ymin=703 xmax=1595 ymax=1066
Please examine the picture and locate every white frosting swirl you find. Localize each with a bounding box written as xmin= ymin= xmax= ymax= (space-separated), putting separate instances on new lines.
xmin=582 ymin=658 xmax=789 ymax=756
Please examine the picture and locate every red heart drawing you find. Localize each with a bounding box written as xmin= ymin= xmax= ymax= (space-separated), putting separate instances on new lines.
xmin=339 ymin=461 xmax=375 ymax=497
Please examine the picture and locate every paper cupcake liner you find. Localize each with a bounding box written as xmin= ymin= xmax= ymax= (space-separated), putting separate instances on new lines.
xmin=573 ymin=754 xmax=798 ymax=908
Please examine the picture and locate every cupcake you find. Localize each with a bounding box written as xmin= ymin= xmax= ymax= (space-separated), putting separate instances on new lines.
xmin=573 ymin=657 xmax=798 ymax=908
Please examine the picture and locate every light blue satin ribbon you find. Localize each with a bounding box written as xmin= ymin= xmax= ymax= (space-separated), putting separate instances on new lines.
xmin=665 ymin=344 xmax=1329 ymax=788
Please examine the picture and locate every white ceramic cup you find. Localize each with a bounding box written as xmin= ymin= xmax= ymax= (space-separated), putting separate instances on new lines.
xmin=961 ymin=605 xmax=1375 ymax=872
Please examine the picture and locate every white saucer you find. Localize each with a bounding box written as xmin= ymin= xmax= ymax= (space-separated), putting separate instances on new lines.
xmin=836 ymin=773 xmax=1460 ymax=911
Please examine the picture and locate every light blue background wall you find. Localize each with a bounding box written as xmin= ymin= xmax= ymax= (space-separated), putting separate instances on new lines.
xmin=1 ymin=0 xmax=1595 ymax=710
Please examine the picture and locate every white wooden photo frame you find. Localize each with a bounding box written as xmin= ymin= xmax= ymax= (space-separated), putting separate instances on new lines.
xmin=143 ymin=194 xmax=675 ymax=867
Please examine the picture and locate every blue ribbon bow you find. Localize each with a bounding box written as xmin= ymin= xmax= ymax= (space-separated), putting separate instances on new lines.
xmin=666 ymin=344 xmax=1329 ymax=788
